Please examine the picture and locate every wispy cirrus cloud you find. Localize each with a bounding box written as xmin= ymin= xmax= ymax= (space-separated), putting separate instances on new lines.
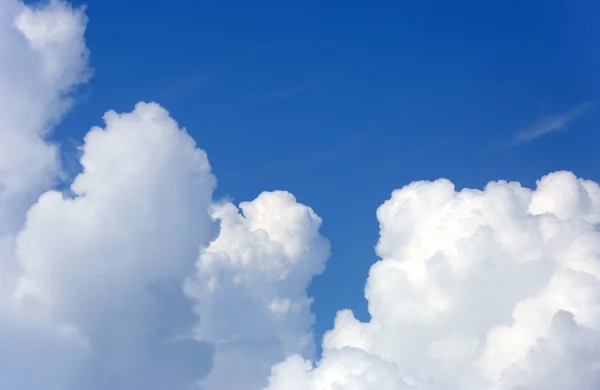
xmin=513 ymin=102 xmax=595 ymax=145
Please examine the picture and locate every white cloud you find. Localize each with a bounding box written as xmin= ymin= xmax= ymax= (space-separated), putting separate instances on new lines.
xmin=265 ymin=348 xmax=418 ymax=390
xmin=3 ymin=101 xmax=217 ymax=389
xmin=3 ymin=100 xmax=330 ymax=388
xmin=0 ymin=4 xmax=329 ymax=385
xmin=0 ymin=1 xmax=91 ymax=385
xmin=2 ymin=93 xmax=329 ymax=388
xmin=185 ymin=191 xmax=330 ymax=389
xmin=265 ymin=171 xmax=600 ymax=390
xmin=514 ymin=103 xmax=594 ymax=144
xmin=501 ymin=310 xmax=600 ymax=390
xmin=0 ymin=2 xmax=332 ymax=388
xmin=0 ymin=0 xmax=90 ymax=234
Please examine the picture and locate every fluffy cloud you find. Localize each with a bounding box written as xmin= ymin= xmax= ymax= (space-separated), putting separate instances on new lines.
xmin=2 ymin=96 xmax=329 ymax=388
xmin=265 ymin=172 xmax=600 ymax=390
xmin=0 ymin=0 xmax=89 ymax=234
xmin=185 ymin=191 xmax=330 ymax=389
xmin=0 ymin=3 xmax=329 ymax=388
xmin=1 ymin=99 xmax=216 ymax=388
xmin=0 ymin=1 xmax=91 ymax=385
xmin=265 ymin=348 xmax=418 ymax=390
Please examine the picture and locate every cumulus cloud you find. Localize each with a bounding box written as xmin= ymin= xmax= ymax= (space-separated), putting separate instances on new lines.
xmin=0 ymin=3 xmax=329 ymax=388
xmin=1 ymin=97 xmax=328 ymax=389
xmin=11 ymin=102 xmax=220 ymax=388
xmin=0 ymin=0 xmax=90 ymax=233
xmin=265 ymin=171 xmax=600 ymax=390
xmin=2 ymin=99 xmax=329 ymax=390
xmin=0 ymin=99 xmax=214 ymax=388
xmin=185 ymin=191 xmax=330 ymax=389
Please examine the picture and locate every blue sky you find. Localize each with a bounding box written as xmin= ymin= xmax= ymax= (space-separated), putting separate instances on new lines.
xmin=54 ymin=0 xmax=600 ymax=342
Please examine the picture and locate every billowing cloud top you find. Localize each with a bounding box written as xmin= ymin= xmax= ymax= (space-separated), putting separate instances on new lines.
xmin=265 ymin=173 xmax=600 ymax=390
xmin=1 ymin=1 xmax=600 ymax=389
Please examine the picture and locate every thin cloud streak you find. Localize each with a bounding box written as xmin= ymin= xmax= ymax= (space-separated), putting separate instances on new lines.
xmin=513 ymin=102 xmax=595 ymax=145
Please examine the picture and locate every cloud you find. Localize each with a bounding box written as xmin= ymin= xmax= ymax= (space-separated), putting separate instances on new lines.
xmin=513 ymin=103 xmax=594 ymax=145
xmin=2 ymin=97 xmax=329 ymax=389
xmin=4 ymin=99 xmax=218 ymax=389
xmin=264 ymin=171 xmax=600 ymax=390
xmin=0 ymin=3 xmax=330 ymax=388
xmin=185 ymin=191 xmax=330 ymax=389
xmin=265 ymin=348 xmax=418 ymax=390
xmin=0 ymin=0 xmax=90 ymax=234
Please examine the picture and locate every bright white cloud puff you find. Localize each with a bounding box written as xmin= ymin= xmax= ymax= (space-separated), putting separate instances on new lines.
xmin=1 ymin=1 xmax=599 ymax=389
xmin=266 ymin=172 xmax=600 ymax=390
